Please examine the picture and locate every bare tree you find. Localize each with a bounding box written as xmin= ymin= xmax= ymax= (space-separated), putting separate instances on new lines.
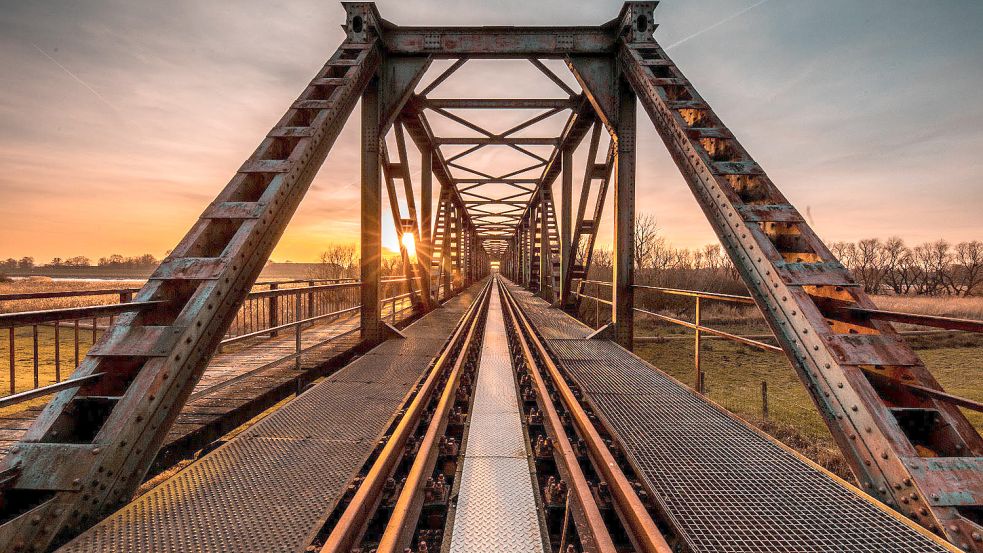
xmin=310 ymin=243 xmax=359 ymax=279
xmin=913 ymin=240 xmax=954 ymax=295
xmin=955 ymin=240 xmax=983 ymax=296
xmin=854 ymin=238 xmax=885 ymax=293
xmin=881 ymin=237 xmax=913 ymax=295
xmin=634 ymin=213 xmax=659 ymax=270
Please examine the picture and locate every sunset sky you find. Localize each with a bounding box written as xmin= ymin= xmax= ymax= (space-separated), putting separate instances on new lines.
xmin=1 ymin=0 xmax=981 ymax=263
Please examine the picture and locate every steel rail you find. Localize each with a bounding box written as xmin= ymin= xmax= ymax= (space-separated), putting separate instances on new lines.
xmin=373 ymin=282 xmax=489 ymax=552
xmin=319 ymin=279 xmax=491 ymax=553
xmin=500 ymin=283 xmax=673 ymax=553
xmin=498 ymin=279 xmax=617 ymax=553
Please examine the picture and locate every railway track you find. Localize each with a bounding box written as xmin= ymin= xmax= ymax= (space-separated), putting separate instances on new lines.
xmin=304 ymin=277 xmax=680 ymax=553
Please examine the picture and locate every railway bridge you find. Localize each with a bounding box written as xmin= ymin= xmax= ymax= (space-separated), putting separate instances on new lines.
xmin=1 ymin=3 xmax=982 ymax=552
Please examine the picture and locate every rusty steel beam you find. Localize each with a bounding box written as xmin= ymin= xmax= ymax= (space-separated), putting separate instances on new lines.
xmin=379 ymin=27 xmax=617 ymax=58
xmin=434 ymin=136 xmax=560 ymax=146
xmin=422 ymin=98 xmax=576 ymax=109
xmin=618 ymin=4 xmax=983 ymax=547
xmin=0 ymin=6 xmax=382 ymax=549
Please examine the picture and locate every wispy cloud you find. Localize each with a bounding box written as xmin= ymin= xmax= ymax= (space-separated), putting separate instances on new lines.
xmin=665 ymin=0 xmax=773 ymax=50
xmin=30 ymin=42 xmax=119 ymax=113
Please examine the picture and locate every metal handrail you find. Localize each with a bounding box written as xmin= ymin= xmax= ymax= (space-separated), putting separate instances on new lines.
xmin=246 ymin=282 xmax=360 ymax=300
xmin=631 ymin=306 xmax=781 ymax=353
xmin=0 ymin=301 xmax=164 ymax=328
xmin=220 ymin=305 xmax=361 ymax=346
xmin=0 ymin=373 xmax=104 ymax=409
xmin=0 ymin=288 xmax=141 ymax=302
xmin=633 ymin=284 xmax=756 ymax=304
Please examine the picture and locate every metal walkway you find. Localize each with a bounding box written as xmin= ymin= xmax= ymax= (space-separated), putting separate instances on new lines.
xmin=57 ymin=283 xmax=485 ymax=553
xmin=448 ymin=285 xmax=544 ymax=553
xmin=505 ymin=282 xmax=952 ymax=553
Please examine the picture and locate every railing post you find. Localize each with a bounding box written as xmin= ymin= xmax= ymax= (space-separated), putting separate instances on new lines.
xmin=761 ymin=381 xmax=769 ymax=419
xmin=8 ymin=328 xmax=14 ymax=395
xmin=32 ymin=325 xmax=39 ymax=389
xmin=307 ymin=280 xmax=315 ymax=317
xmin=694 ymin=296 xmax=702 ymax=393
xmin=269 ymin=283 xmax=279 ymax=337
xmin=119 ymin=291 xmax=132 ymax=304
xmin=295 ymin=292 xmax=302 ymax=371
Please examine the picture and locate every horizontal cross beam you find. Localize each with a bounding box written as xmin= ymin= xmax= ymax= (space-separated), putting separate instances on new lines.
xmin=380 ymin=28 xmax=616 ymax=58
xmin=435 ymin=137 xmax=560 ymax=146
xmin=422 ymin=98 xmax=577 ymax=109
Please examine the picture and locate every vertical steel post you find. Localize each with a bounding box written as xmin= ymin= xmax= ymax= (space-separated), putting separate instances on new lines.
xmin=761 ymin=381 xmax=769 ymax=419
xmin=560 ymin=148 xmax=573 ymax=304
xmin=420 ymin=147 xmax=433 ymax=303
xmin=360 ymin=76 xmax=384 ymax=344
xmin=269 ymin=282 xmax=279 ymax=337
xmin=694 ymin=296 xmax=703 ymax=392
xmin=295 ymin=292 xmax=302 ymax=371
xmin=612 ymin=77 xmax=636 ymax=348
xmin=539 ymin=189 xmax=550 ymax=295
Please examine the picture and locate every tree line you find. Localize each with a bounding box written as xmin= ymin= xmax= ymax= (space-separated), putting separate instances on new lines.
xmin=589 ymin=214 xmax=983 ymax=297
xmin=0 ymin=254 xmax=161 ymax=270
xmin=829 ymin=238 xmax=982 ymax=296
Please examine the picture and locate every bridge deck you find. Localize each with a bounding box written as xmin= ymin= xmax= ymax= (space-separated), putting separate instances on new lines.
xmin=505 ymin=283 xmax=950 ymax=553
xmin=58 ymin=283 xmax=484 ymax=553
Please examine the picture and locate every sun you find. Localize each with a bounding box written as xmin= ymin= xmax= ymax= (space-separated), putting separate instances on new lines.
xmin=401 ymin=232 xmax=417 ymax=259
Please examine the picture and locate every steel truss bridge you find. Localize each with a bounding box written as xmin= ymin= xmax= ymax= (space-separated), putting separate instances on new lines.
xmin=1 ymin=3 xmax=981 ymax=552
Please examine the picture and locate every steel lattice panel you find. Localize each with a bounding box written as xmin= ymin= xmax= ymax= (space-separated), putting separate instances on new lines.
xmin=547 ymin=338 xmax=950 ymax=553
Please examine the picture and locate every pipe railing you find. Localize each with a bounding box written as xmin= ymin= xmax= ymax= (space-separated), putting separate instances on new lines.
xmin=0 ymin=276 xmax=426 ymax=403
xmin=572 ymin=278 xmax=983 ymax=414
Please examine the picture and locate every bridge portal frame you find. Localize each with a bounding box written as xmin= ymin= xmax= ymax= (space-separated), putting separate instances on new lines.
xmin=0 ymin=3 xmax=980 ymax=553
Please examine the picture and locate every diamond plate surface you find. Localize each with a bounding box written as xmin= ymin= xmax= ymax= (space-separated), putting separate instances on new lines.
xmin=542 ymin=334 xmax=950 ymax=552
xmin=464 ymin=413 xmax=527 ymax=458
xmin=449 ymin=285 xmax=544 ymax=553
xmin=59 ymin=283 xmax=487 ymax=553
xmin=450 ymin=457 xmax=544 ymax=553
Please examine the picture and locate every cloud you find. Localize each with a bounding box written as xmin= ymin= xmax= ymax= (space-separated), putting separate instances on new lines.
xmin=0 ymin=0 xmax=981 ymax=262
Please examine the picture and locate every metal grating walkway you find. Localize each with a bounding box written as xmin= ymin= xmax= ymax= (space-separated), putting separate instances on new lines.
xmin=505 ymin=282 xmax=952 ymax=553
xmin=448 ymin=284 xmax=544 ymax=553
xmin=58 ymin=283 xmax=486 ymax=553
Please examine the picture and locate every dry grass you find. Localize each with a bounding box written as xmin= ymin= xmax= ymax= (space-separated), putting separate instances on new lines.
xmin=871 ymin=294 xmax=983 ymax=320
